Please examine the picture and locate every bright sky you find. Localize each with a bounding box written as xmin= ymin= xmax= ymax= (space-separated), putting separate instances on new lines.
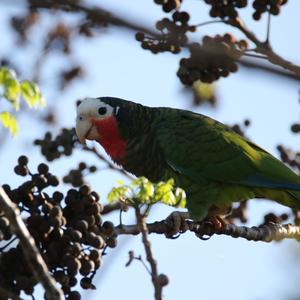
xmin=1 ymin=1 xmax=300 ymax=300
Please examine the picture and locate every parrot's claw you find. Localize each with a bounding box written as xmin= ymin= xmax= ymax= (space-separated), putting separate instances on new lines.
xmin=194 ymin=216 xmax=227 ymax=240
xmin=164 ymin=211 xmax=190 ymax=238
xmin=202 ymin=215 xmax=227 ymax=232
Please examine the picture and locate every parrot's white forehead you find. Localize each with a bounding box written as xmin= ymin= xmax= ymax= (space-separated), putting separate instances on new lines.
xmin=77 ymin=97 xmax=113 ymax=115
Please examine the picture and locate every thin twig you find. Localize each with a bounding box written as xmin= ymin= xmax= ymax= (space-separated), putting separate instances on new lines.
xmin=135 ymin=207 xmax=163 ymax=300
xmin=239 ymin=58 xmax=300 ymax=82
xmin=29 ymin=0 xmax=157 ymax=37
xmin=82 ymin=145 xmax=134 ymax=179
xmin=102 ymin=202 xmax=121 ymax=214
xmin=115 ymin=216 xmax=300 ymax=243
xmin=195 ymin=20 xmax=225 ymax=27
xmin=230 ymin=18 xmax=300 ymax=77
xmin=136 ymin=255 xmax=152 ymax=275
xmin=266 ymin=12 xmax=271 ymax=44
xmin=0 ymin=187 xmax=64 ymax=300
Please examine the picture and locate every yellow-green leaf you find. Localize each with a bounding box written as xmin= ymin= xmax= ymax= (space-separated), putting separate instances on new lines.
xmin=108 ymin=176 xmax=186 ymax=208
xmin=0 ymin=111 xmax=19 ymax=136
xmin=137 ymin=179 xmax=154 ymax=203
xmin=0 ymin=67 xmax=18 ymax=84
xmin=4 ymin=78 xmax=20 ymax=110
xmin=108 ymin=185 xmax=130 ymax=203
xmin=20 ymin=80 xmax=45 ymax=108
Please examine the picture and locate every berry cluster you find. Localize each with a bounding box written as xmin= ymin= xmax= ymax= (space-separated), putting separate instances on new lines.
xmin=135 ymin=11 xmax=195 ymax=54
xmin=253 ymin=0 xmax=288 ymax=20
xmin=0 ymin=156 xmax=111 ymax=299
xmin=10 ymin=12 xmax=39 ymax=43
xmin=274 ymin=121 xmax=300 ymax=172
xmin=262 ymin=212 xmax=289 ymax=225
xmin=204 ymin=0 xmax=248 ymax=19
xmin=277 ymin=145 xmax=300 ymax=171
xmin=291 ymin=123 xmax=300 ymax=134
xmin=153 ymin=0 xmax=182 ymax=12
xmin=226 ymin=201 xmax=248 ymax=223
xmin=63 ymin=162 xmax=97 ymax=187
xmin=45 ymin=23 xmax=71 ymax=54
xmin=230 ymin=119 xmax=251 ymax=137
xmin=177 ymin=34 xmax=247 ymax=84
xmin=34 ymin=128 xmax=78 ymax=161
xmin=60 ymin=65 xmax=84 ymax=90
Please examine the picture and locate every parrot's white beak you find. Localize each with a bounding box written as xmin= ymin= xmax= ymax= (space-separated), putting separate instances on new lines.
xmin=76 ymin=117 xmax=99 ymax=144
xmin=75 ymin=119 xmax=92 ymax=144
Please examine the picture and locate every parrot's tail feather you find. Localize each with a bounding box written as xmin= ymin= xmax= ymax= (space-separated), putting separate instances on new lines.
xmin=276 ymin=190 xmax=300 ymax=209
xmin=254 ymin=188 xmax=300 ymax=209
xmin=287 ymin=190 xmax=300 ymax=208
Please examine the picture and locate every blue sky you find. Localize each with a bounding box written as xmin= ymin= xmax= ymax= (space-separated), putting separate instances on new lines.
xmin=1 ymin=1 xmax=300 ymax=299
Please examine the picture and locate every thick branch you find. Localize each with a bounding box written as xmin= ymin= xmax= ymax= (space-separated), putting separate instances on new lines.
xmin=135 ymin=208 xmax=163 ymax=300
xmin=115 ymin=217 xmax=300 ymax=243
xmin=0 ymin=187 xmax=64 ymax=300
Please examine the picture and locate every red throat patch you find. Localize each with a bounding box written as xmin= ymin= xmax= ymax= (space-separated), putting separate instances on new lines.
xmin=92 ymin=117 xmax=127 ymax=163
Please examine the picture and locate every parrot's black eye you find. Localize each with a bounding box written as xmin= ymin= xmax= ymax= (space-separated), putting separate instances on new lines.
xmin=98 ymin=107 xmax=107 ymax=115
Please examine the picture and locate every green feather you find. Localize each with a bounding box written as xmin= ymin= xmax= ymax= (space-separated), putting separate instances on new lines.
xmin=99 ymin=97 xmax=300 ymax=220
xmin=154 ymin=108 xmax=300 ymax=219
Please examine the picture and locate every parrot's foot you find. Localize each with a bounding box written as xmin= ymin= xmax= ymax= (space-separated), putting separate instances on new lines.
xmin=164 ymin=211 xmax=190 ymax=239
xmin=202 ymin=215 xmax=227 ymax=232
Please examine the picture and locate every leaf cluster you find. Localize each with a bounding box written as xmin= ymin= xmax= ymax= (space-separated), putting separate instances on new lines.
xmin=0 ymin=67 xmax=45 ymax=135
xmin=108 ymin=177 xmax=186 ymax=208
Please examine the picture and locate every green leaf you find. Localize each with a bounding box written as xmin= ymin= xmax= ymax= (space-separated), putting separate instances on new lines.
xmin=0 ymin=68 xmax=20 ymax=110
xmin=108 ymin=185 xmax=130 ymax=203
xmin=0 ymin=111 xmax=19 ymax=136
xmin=20 ymin=80 xmax=45 ymax=108
xmin=0 ymin=67 xmax=14 ymax=85
xmin=137 ymin=178 xmax=154 ymax=203
xmin=153 ymin=179 xmax=174 ymax=204
xmin=108 ymin=177 xmax=186 ymax=208
xmin=4 ymin=78 xmax=20 ymax=110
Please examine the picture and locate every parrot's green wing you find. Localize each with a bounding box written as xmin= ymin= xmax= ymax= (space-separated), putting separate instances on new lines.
xmin=156 ymin=109 xmax=300 ymax=192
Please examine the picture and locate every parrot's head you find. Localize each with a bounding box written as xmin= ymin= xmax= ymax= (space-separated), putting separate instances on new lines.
xmin=76 ymin=97 xmax=119 ymax=144
xmin=76 ymin=96 xmax=145 ymax=162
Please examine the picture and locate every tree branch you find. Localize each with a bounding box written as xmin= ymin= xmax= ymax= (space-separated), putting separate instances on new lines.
xmin=29 ymin=0 xmax=300 ymax=81
xmin=102 ymin=202 xmax=122 ymax=214
xmin=230 ymin=18 xmax=300 ymax=78
xmin=29 ymin=0 xmax=156 ymax=37
xmin=0 ymin=187 xmax=64 ymax=300
xmin=135 ymin=207 xmax=163 ymax=300
xmin=115 ymin=216 xmax=300 ymax=243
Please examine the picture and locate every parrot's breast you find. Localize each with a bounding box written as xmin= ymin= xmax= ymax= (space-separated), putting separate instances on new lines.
xmin=92 ymin=117 xmax=127 ymax=162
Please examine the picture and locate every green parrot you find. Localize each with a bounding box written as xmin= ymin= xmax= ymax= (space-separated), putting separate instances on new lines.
xmin=75 ymin=97 xmax=300 ymax=220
